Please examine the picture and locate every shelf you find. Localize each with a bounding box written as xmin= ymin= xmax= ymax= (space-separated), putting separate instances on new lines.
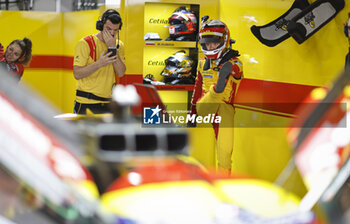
xmin=153 ymin=85 xmax=194 ymax=91
xmin=144 ymin=40 xmax=197 ymax=48
xmin=143 ymin=3 xmax=199 ymax=94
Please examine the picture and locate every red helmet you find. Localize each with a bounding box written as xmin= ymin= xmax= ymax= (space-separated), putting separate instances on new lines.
xmin=199 ymin=20 xmax=230 ymax=60
xmin=167 ymin=7 xmax=198 ymax=41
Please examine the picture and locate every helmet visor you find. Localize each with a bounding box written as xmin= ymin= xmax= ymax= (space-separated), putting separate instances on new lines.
xmin=165 ymin=57 xmax=179 ymax=67
xmin=199 ymin=30 xmax=225 ymax=43
xmin=199 ymin=34 xmax=225 ymax=51
xmin=169 ymin=18 xmax=185 ymax=25
xmin=199 ymin=35 xmax=223 ymax=44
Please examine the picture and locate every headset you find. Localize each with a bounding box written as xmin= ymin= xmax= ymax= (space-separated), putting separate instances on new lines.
xmin=344 ymin=13 xmax=350 ymax=37
xmin=96 ymin=9 xmax=122 ymax=49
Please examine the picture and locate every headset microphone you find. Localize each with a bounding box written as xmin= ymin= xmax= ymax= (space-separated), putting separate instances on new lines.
xmin=117 ymin=31 xmax=120 ymax=49
xmin=344 ymin=13 xmax=350 ymax=38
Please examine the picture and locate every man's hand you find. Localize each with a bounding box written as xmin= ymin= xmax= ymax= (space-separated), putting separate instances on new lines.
xmin=97 ymin=51 xmax=118 ymax=67
xmin=102 ymin=30 xmax=116 ymax=47
xmin=73 ymin=51 xmax=117 ymax=80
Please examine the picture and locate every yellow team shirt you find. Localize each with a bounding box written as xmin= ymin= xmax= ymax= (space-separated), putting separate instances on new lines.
xmin=73 ymin=34 xmax=125 ymax=104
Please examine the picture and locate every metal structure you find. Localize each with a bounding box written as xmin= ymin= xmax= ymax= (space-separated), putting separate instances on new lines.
xmin=73 ymin=0 xmax=98 ymax=11
xmin=0 ymin=0 xmax=33 ymax=10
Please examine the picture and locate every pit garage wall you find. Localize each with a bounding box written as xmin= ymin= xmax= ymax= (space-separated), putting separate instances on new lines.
xmin=0 ymin=7 xmax=118 ymax=113
xmin=1 ymin=0 xmax=349 ymax=195
xmin=0 ymin=10 xmax=66 ymax=111
xmin=216 ymin=0 xmax=350 ymax=195
xmin=0 ymin=9 xmax=101 ymax=112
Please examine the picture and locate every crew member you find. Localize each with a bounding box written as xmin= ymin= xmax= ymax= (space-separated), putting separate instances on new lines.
xmin=73 ymin=9 xmax=126 ymax=114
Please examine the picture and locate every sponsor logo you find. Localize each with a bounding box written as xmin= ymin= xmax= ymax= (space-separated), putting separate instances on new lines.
xmin=275 ymin=18 xmax=288 ymax=31
xmin=149 ymin=18 xmax=169 ymax=24
xmin=163 ymin=113 xmax=221 ymax=124
xmin=304 ymin=12 xmax=315 ymax=28
xmin=143 ymin=105 xmax=162 ymax=125
xmin=147 ymin=60 xmax=165 ymax=66
xmin=143 ymin=105 xmax=221 ymax=126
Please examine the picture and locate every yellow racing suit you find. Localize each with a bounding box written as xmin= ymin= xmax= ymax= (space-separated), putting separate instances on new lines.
xmin=190 ymin=56 xmax=243 ymax=172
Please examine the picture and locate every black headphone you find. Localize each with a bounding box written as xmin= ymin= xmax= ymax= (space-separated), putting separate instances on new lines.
xmin=344 ymin=23 xmax=349 ymax=37
xmin=344 ymin=13 xmax=350 ymax=37
xmin=96 ymin=9 xmax=122 ymax=31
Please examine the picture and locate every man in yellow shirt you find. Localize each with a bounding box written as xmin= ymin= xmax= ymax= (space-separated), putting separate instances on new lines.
xmin=73 ymin=9 xmax=126 ymax=114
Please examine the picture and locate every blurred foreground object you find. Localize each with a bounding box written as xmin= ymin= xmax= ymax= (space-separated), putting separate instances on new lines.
xmin=0 ymin=66 xmax=321 ymax=224
xmin=0 ymin=67 xmax=121 ymax=223
xmin=101 ymin=157 xmax=316 ymax=224
xmin=286 ymin=67 xmax=350 ymax=223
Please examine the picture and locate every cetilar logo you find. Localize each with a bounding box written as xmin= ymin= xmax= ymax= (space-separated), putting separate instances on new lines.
xmin=143 ymin=105 xmax=162 ymax=125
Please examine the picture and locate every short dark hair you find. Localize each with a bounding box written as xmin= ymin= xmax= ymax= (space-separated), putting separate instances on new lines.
xmin=107 ymin=13 xmax=121 ymax=25
xmin=102 ymin=9 xmax=122 ymax=29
